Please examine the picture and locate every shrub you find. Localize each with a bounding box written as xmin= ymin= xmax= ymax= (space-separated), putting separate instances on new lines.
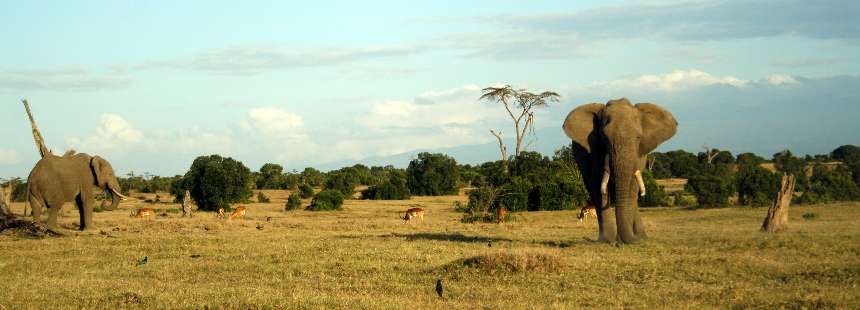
xmin=798 ymin=165 xmax=860 ymax=203
xmin=308 ymin=190 xmax=344 ymax=211
xmin=673 ymin=192 xmax=697 ymax=207
xmin=688 ymin=175 xmax=733 ymax=207
xmin=172 ymin=155 xmax=253 ymax=211
xmin=298 ymin=183 xmax=314 ymax=199
xmin=257 ymin=192 xmax=271 ymax=203
xmin=527 ymin=179 xmax=583 ymax=211
xmin=460 ymin=186 xmax=499 ymax=223
xmin=639 ymin=170 xmax=670 ymax=207
xmin=406 ymin=152 xmax=460 ymax=196
xmin=324 ymin=170 xmax=358 ymax=198
xmin=285 ymin=192 xmax=302 ymax=211
xmin=499 ymin=177 xmax=531 ymax=212
xmin=735 ymin=165 xmax=780 ymax=207
xmin=361 ymin=173 xmax=411 ymax=200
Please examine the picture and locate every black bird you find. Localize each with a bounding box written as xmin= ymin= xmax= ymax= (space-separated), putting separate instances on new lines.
xmin=487 ymin=241 xmax=492 ymax=248
xmin=137 ymin=256 xmax=148 ymax=266
xmin=435 ymin=279 xmax=444 ymax=298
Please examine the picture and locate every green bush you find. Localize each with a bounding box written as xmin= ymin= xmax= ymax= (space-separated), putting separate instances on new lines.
xmin=688 ymin=175 xmax=733 ymax=207
xmin=673 ymin=192 xmax=697 ymax=207
xmin=406 ymin=152 xmax=460 ymax=196
xmin=527 ymin=179 xmax=583 ymax=211
xmin=798 ymin=165 xmax=860 ymax=203
xmin=308 ymin=190 xmax=344 ymax=211
xmin=298 ymin=183 xmax=314 ymax=199
xmin=639 ymin=170 xmax=670 ymax=207
xmin=324 ymin=170 xmax=358 ymax=198
xmin=460 ymin=186 xmax=499 ymax=223
xmin=361 ymin=173 xmax=411 ymax=200
xmin=285 ymin=192 xmax=302 ymax=211
xmin=256 ymin=192 xmax=271 ymax=203
xmin=735 ymin=165 xmax=780 ymax=207
xmin=171 ymin=155 xmax=254 ymax=211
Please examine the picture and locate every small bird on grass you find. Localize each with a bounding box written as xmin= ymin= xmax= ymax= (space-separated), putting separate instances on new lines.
xmin=137 ymin=256 xmax=148 ymax=266
xmin=256 ymin=223 xmax=264 ymax=230
xmin=488 ymin=241 xmax=492 ymax=248
xmin=435 ymin=279 xmax=444 ymax=298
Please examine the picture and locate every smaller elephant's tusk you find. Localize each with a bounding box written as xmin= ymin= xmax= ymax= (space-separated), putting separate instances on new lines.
xmin=635 ymin=170 xmax=646 ymax=197
xmin=110 ymin=188 xmax=128 ymax=201
xmin=600 ymin=171 xmax=610 ymax=195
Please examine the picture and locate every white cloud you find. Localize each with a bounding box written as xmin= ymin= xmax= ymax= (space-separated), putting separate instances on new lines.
xmin=0 ymin=67 xmax=130 ymax=91
xmin=362 ymin=85 xmax=495 ymax=130
xmin=589 ymin=70 xmax=748 ymax=92
xmin=764 ymin=74 xmax=799 ymax=86
xmin=0 ymin=149 xmax=22 ymax=165
xmin=241 ymin=107 xmax=305 ymax=139
xmin=66 ymin=113 xmax=144 ymax=152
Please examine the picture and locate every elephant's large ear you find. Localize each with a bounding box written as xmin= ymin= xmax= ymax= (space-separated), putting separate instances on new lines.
xmin=562 ymin=103 xmax=604 ymax=154
xmin=637 ymin=103 xmax=677 ymax=156
xmin=90 ymin=156 xmax=107 ymax=187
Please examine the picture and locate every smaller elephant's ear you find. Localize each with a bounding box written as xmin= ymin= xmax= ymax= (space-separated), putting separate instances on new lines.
xmin=90 ymin=156 xmax=107 ymax=187
xmin=637 ymin=103 xmax=678 ymax=156
xmin=562 ymin=103 xmax=604 ymax=154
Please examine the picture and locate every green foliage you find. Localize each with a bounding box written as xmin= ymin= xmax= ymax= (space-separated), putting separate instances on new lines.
xmin=308 ymin=190 xmax=344 ymax=211
xmin=736 ymin=153 xmax=766 ymax=167
xmin=649 ymin=153 xmax=673 ymax=179
xmin=798 ymin=165 xmax=860 ymax=204
xmin=285 ymin=192 xmax=302 ymax=211
xmin=499 ymin=177 xmax=532 ymax=212
xmin=773 ymin=150 xmax=809 ymax=191
xmin=361 ymin=172 xmax=411 ymax=200
xmin=831 ymin=144 xmax=860 ymax=185
xmin=406 ymin=152 xmax=460 ymax=196
xmin=8 ymin=179 xmax=28 ymax=202
xmin=256 ymin=163 xmax=285 ymax=189
xmin=673 ymin=192 xmax=697 ymax=207
xmin=688 ymin=174 xmax=733 ymax=207
xmin=298 ymin=183 xmax=314 ymax=199
xmin=639 ymin=170 xmax=670 ymax=207
xmin=324 ymin=170 xmax=358 ymax=198
xmin=527 ymin=179 xmax=583 ymax=211
xmin=664 ymin=150 xmax=701 ymax=179
xmin=735 ymin=165 xmax=780 ymax=207
xmin=300 ymin=167 xmax=326 ymax=187
xmin=256 ymin=192 xmax=271 ymax=203
xmin=460 ymin=186 xmax=499 ymax=223
xmin=176 ymin=155 xmax=253 ymax=211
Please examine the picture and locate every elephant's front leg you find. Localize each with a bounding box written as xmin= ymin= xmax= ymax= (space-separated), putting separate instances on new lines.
xmin=77 ymin=194 xmax=96 ymax=231
xmin=633 ymin=211 xmax=647 ymax=239
xmin=596 ymin=206 xmax=617 ymax=243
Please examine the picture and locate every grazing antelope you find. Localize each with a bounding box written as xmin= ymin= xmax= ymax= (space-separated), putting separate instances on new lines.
xmin=577 ymin=204 xmax=597 ymax=223
xmin=496 ymin=206 xmax=506 ymax=224
xmin=229 ymin=206 xmax=247 ymax=220
xmin=132 ymin=208 xmax=155 ymax=218
xmin=402 ymin=207 xmax=424 ymax=224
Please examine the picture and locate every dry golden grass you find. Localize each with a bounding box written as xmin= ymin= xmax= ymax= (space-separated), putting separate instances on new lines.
xmin=1 ymin=192 xmax=858 ymax=309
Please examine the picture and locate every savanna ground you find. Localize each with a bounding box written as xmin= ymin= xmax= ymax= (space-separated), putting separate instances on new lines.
xmin=1 ymin=190 xmax=858 ymax=309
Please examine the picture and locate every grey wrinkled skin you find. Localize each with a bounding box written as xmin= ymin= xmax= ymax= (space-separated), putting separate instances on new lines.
xmin=563 ymin=98 xmax=677 ymax=244
xmin=27 ymin=152 xmax=124 ymax=230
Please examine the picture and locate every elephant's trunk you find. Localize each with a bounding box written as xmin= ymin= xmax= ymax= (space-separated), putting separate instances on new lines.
xmin=105 ymin=188 xmax=124 ymax=211
xmin=611 ymin=148 xmax=640 ymax=244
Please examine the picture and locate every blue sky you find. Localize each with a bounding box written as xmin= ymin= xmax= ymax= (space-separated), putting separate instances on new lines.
xmin=1 ymin=0 xmax=859 ymax=177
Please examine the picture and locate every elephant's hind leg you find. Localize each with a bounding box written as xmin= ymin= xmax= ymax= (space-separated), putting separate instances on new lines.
xmin=76 ymin=195 xmax=95 ymax=231
xmin=633 ymin=211 xmax=647 ymax=240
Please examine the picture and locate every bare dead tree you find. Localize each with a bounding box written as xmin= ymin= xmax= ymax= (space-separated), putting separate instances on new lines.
xmin=646 ymin=154 xmax=656 ymax=172
xmin=702 ymin=144 xmax=717 ymax=164
xmin=479 ymin=85 xmax=559 ymax=158
xmin=761 ymin=174 xmax=796 ymax=233
xmin=489 ymin=129 xmax=508 ymax=161
xmin=21 ymin=99 xmax=51 ymax=158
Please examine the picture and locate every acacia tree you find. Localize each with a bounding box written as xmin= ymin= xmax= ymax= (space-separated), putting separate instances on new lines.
xmin=479 ymin=85 xmax=560 ymax=159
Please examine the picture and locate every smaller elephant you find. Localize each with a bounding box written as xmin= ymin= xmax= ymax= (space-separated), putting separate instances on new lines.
xmin=28 ymin=152 xmax=126 ymax=230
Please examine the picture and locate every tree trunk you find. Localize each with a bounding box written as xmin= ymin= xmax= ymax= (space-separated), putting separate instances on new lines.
xmin=761 ymin=174 xmax=796 ymax=233
xmin=22 ymin=99 xmax=51 ymax=158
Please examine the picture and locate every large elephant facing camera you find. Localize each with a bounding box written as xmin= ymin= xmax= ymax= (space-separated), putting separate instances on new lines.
xmin=28 ymin=152 xmax=126 ymax=230
xmin=563 ymin=98 xmax=677 ymax=244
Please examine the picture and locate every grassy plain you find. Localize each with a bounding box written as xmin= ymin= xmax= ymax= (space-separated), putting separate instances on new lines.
xmin=1 ymin=190 xmax=858 ymax=309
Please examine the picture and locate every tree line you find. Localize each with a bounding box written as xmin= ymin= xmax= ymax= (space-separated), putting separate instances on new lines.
xmin=3 ymin=145 xmax=858 ymax=213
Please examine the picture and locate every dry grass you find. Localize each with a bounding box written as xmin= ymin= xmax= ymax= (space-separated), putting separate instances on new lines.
xmin=1 ymin=193 xmax=858 ymax=309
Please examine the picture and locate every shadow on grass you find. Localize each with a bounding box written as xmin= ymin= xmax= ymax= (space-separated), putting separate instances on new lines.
xmin=386 ymin=232 xmax=513 ymax=243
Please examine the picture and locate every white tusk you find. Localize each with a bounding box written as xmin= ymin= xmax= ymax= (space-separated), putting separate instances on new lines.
xmin=600 ymin=171 xmax=610 ymax=195
xmin=635 ymin=170 xmax=646 ymax=197
xmin=110 ymin=188 xmax=128 ymax=201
